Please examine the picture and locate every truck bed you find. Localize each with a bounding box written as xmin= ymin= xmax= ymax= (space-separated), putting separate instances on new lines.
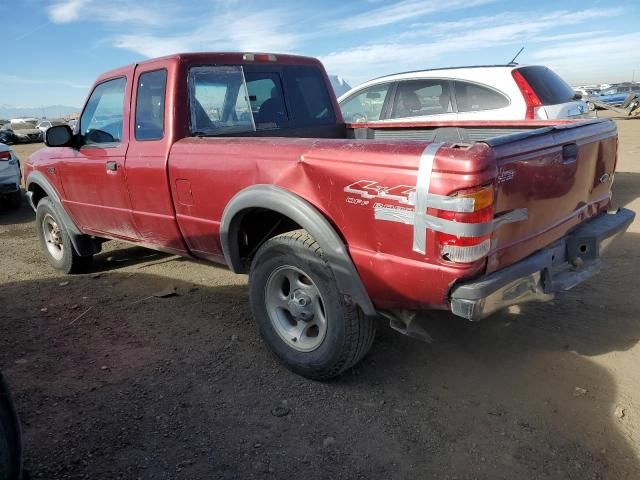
xmin=346 ymin=119 xmax=582 ymax=142
xmin=171 ymin=118 xmax=617 ymax=309
xmin=347 ymin=118 xmax=617 ymax=274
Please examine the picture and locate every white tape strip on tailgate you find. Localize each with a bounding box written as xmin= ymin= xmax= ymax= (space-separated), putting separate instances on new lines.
xmin=412 ymin=142 xmax=443 ymax=254
xmin=367 ymin=142 xmax=527 ymax=255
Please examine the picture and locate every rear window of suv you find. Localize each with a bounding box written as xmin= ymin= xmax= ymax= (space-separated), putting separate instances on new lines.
xmin=515 ymin=66 xmax=575 ymax=105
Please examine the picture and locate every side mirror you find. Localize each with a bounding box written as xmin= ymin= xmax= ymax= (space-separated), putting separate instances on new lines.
xmin=572 ymin=92 xmax=583 ymax=100
xmin=45 ymin=124 xmax=74 ymax=147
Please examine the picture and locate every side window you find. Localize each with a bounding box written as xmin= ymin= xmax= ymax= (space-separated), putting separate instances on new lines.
xmin=284 ymin=65 xmax=335 ymax=124
xmin=244 ymin=72 xmax=288 ymax=125
xmin=135 ymin=69 xmax=167 ymax=140
xmin=390 ymin=80 xmax=453 ymax=119
xmin=80 ymin=77 xmax=126 ymax=146
xmin=340 ymin=84 xmax=390 ymax=123
xmin=454 ymin=81 xmax=509 ymax=112
xmin=188 ymin=66 xmax=254 ymax=135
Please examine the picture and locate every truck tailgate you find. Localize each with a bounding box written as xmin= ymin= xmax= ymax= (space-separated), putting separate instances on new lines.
xmin=486 ymin=119 xmax=617 ymax=273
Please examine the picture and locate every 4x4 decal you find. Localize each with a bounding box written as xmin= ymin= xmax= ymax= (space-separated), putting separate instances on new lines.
xmin=344 ymin=180 xmax=415 ymax=204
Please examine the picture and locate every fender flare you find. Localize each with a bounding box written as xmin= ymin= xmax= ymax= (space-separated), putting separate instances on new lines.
xmin=26 ymin=171 xmax=98 ymax=257
xmin=220 ymin=185 xmax=376 ymax=316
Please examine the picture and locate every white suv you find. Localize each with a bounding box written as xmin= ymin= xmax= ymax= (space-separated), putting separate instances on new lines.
xmin=338 ymin=65 xmax=590 ymax=123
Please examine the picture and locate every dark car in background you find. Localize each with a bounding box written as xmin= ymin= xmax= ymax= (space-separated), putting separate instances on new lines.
xmin=0 ymin=121 xmax=42 ymax=144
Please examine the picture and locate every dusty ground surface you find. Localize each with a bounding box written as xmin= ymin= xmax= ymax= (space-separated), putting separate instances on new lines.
xmin=1 ymin=115 xmax=640 ymax=479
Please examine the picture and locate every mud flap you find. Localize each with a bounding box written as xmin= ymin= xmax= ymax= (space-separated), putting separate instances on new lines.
xmin=380 ymin=310 xmax=433 ymax=343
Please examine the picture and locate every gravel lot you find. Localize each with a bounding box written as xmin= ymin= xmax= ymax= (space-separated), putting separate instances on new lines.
xmin=2 ymin=114 xmax=640 ymax=479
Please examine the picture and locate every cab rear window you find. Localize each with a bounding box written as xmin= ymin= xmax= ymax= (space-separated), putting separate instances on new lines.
xmin=281 ymin=65 xmax=336 ymax=125
xmin=515 ymin=66 xmax=575 ymax=105
xmin=188 ymin=64 xmax=336 ymax=136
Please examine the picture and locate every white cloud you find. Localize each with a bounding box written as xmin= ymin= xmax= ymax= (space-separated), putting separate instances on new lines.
xmin=330 ymin=0 xmax=496 ymax=31
xmin=47 ymin=0 xmax=171 ymax=26
xmin=320 ymin=8 xmax=627 ymax=85
xmin=0 ymin=73 xmax=89 ymax=90
xmin=532 ymin=32 xmax=640 ymax=84
xmin=48 ymin=0 xmax=89 ymax=23
xmin=113 ymin=8 xmax=301 ymax=57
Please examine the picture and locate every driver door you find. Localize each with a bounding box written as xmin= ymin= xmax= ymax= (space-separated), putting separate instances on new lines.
xmin=58 ymin=72 xmax=139 ymax=240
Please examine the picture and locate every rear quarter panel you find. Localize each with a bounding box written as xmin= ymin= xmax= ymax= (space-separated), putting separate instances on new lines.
xmin=168 ymin=137 xmax=496 ymax=309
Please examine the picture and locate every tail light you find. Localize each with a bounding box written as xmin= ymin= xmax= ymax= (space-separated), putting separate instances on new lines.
xmin=512 ymin=69 xmax=543 ymax=119
xmin=243 ymin=53 xmax=277 ymax=62
xmin=0 ymin=151 xmax=10 ymax=161
xmin=435 ymin=185 xmax=494 ymax=263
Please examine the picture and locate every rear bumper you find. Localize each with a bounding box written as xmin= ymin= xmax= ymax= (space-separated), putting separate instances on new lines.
xmin=449 ymin=208 xmax=635 ymax=321
xmin=0 ymin=168 xmax=20 ymax=194
xmin=0 ymin=182 xmax=19 ymax=194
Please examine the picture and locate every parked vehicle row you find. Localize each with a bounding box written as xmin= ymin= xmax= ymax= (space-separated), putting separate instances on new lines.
xmin=0 ymin=121 xmax=42 ymax=145
xmin=338 ymin=65 xmax=589 ymax=123
xmin=0 ymin=118 xmax=77 ymax=145
xmin=25 ymin=52 xmax=633 ymax=379
xmin=594 ymin=85 xmax=640 ymax=107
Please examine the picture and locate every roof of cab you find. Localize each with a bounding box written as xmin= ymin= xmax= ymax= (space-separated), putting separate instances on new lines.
xmin=94 ymin=52 xmax=323 ymax=84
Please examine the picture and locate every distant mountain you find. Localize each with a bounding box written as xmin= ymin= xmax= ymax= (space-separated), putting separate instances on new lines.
xmin=0 ymin=104 xmax=80 ymax=120
xmin=328 ymin=75 xmax=352 ymax=98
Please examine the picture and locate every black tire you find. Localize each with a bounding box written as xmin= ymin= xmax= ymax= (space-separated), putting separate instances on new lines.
xmin=35 ymin=197 xmax=93 ymax=274
xmin=249 ymin=230 xmax=376 ymax=380
xmin=8 ymin=190 xmax=21 ymax=210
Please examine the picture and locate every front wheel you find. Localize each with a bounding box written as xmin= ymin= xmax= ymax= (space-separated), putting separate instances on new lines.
xmin=35 ymin=197 xmax=92 ymax=273
xmin=249 ymin=230 xmax=376 ymax=380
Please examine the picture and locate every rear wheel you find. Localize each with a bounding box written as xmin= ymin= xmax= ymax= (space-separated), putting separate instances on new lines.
xmin=35 ymin=197 xmax=92 ymax=273
xmin=249 ymin=230 xmax=376 ymax=380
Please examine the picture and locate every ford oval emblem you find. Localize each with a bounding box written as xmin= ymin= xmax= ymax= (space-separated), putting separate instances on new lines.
xmin=599 ymin=173 xmax=610 ymax=184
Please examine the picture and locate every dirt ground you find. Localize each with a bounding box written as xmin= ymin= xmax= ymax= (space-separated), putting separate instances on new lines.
xmin=2 ymin=114 xmax=640 ymax=479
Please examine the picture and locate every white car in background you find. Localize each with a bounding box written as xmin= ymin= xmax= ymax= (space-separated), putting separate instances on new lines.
xmin=338 ymin=65 xmax=590 ymax=123
xmin=36 ymin=119 xmax=66 ymax=136
xmin=0 ymin=143 xmax=21 ymax=209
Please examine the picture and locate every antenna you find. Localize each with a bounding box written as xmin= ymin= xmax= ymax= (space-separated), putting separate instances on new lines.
xmin=508 ymin=47 xmax=524 ymax=65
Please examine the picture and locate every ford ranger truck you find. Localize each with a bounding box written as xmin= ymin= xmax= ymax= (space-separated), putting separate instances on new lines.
xmin=24 ymin=53 xmax=634 ymax=380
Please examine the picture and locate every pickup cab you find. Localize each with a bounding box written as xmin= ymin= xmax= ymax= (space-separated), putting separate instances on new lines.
xmin=25 ymin=52 xmax=634 ymax=379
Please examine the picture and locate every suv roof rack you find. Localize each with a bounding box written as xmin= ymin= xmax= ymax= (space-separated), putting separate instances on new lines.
xmin=370 ymin=64 xmax=520 ymax=82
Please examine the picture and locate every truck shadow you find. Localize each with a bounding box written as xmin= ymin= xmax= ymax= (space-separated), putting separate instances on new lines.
xmin=0 ymin=193 xmax=34 ymax=225
xmin=0 ymin=171 xmax=638 ymax=478
xmin=365 ymin=228 xmax=640 ymax=478
xmin=1 ymin=222 xmax=639 ymax=480
xmin=611 ymin=172 xmax=640 ymax=210
xmin=91 ymin=245 xmax=175 ymax=271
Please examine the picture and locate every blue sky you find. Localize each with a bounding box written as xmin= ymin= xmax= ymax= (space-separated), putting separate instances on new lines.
xmin=3 ymin=0 xmax=640 ymax=107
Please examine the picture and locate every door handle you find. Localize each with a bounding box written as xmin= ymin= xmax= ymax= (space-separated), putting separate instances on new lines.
xmin=106 ymin=161 xmax=118 ymax=172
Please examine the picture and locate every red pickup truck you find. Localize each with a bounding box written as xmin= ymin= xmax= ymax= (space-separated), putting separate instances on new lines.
xmin=25 ymin=52 xmax=634 ymax=379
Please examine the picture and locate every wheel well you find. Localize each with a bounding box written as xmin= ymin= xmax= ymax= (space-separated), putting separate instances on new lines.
xmin=233 ymin=208 xmax=302 ymax=271
xmin=28 ymin=183 xmax=47 ymax=206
